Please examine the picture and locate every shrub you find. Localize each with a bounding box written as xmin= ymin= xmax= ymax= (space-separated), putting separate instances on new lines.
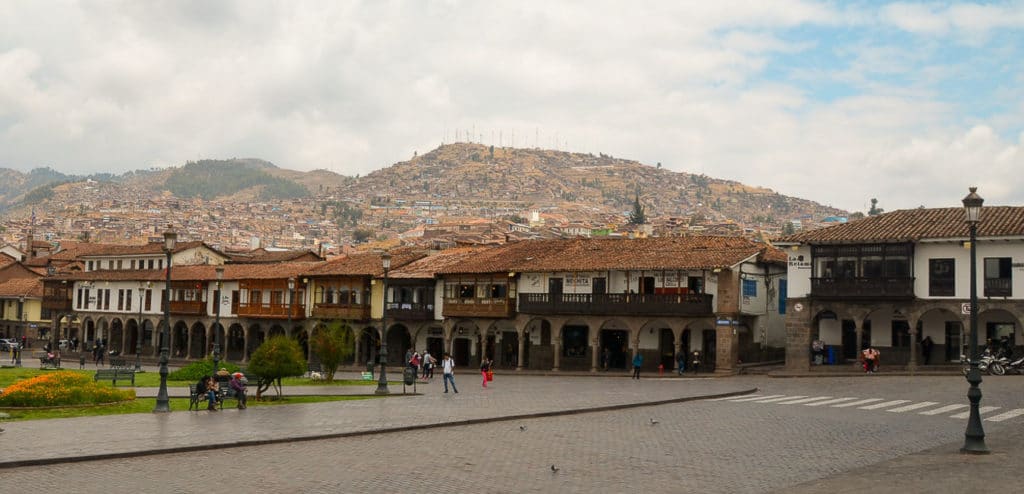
xmin=309 ymin=322 xmax=355 ymax=382
xmin=168 ymin=358 xmax=243 ymax=382
xmin=248 ymin=336 xmax=306 ymax=399
xmin=0 ymin=371 xmax=135 ymax=407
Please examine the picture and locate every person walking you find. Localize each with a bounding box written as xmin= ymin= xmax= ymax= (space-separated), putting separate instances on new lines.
xmin=921 ymin=336 xmax=934 ymax=365
xmin=676 ymin=351 xmax=686 ymax=375
xmin=632 ymin=352 xmax=643 ymax=379
xmin=480 ymin=357 xmax=491 ymax=388
xmin=442 ymin=353 xmax=458 ymax=393
xmin=421 ymin=350 xmax=433 ymax=381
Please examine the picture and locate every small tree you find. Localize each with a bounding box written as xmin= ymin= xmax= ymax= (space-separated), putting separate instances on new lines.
xmin=309 ymin=321 xmax=355 ymax=382
xmin=628 ymin=191 xmax=647 ymax=225
xmin=247 ymin=335 xmax=306 ymax=400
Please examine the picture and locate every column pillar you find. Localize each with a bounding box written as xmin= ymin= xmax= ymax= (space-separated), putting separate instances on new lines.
xmin=715 ymin=320 xmax=739 ymax=374
xmin=552 ymin=338 xmax=561 ymax=371
xmin=590 ymin=336 xmax=599 ymax=372
xmin=674 ymin=335 xmax=683 ymax=373
xmin=907 ymin=317 xmax=919 ymax=371
xmin=855 ymin=321 xmax=863 ymax=366
xmin=185 ymin=327 xmax=193 ymax=360
xmin=516 ymin=330 xmax=526 ymax=371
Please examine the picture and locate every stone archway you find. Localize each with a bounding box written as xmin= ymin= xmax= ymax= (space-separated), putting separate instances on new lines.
xmin=226 ymin=323 xmax=245 ymax=361
xmin=385 ymin=324 xmax=411 ymax=367
xmin=190 ymin=322 xmax=207 ymax=359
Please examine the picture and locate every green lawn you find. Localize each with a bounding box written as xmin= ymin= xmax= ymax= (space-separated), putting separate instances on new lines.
xmin=0 ymin=367 xmax=402 ymax=422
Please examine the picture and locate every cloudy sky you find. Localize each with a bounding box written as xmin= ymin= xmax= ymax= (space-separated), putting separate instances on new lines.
xmin=1 ymin=1 xmax=1022 ymax=212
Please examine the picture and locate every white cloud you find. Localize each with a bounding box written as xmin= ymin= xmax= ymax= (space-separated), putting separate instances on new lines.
xmin=0 ymin=0 xmax=1021 ymax=213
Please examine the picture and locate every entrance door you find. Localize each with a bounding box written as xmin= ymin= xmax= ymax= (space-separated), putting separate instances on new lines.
xmin=549 ymin=278 xmax=563 ymax=303
xmin=600 ymin=330 xmax=628 ymax=370
xmin=640 ymin=276 xmax=655 ymax=294
xmin=592 ymin=277 xmax=607 ymax=295
xmin=659 ymin=328 xmax=675 ymax=368
xmin=426 ymin=337 xmax=444 ymax=360
xmin=453 ymin=338 xmax=470 ymax=366
xmin=702 ymin=330 xmax=716 ymax=372
xmin=945 ymin=321 xmax=962 ymax=362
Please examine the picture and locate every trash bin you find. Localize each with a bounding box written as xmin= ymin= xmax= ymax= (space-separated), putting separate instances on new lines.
xmin=403 ymin=368 xmax=415 ymax=386
xmin=826 ymin=346 xmax=837 ymax=365
xmin=366 ymin=360 xmax=375 ymax=373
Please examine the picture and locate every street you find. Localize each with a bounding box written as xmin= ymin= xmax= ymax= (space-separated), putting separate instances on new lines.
xmin=2 ymin=374 xmax=1022 ymax=493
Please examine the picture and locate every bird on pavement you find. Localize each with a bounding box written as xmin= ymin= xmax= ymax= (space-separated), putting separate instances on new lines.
xmin=551 ymin=465 xmax=559 ymax=473
xmin=519 ymin=425 xmax=527 ymax=431
xmin=650 ymin=418 xmax=659 ymax=425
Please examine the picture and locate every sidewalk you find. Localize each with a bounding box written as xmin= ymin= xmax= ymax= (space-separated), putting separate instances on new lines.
xmin=0 ymin=374 xmax=754 ymax=468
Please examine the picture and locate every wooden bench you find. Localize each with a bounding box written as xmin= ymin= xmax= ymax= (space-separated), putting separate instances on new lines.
xmin=94 ymin=368 xmax=135 ymax=386
xmin=360 ymin=371 xmax=374 ymax=381
xmin=39 ymin=356 xmax=61 ymax=369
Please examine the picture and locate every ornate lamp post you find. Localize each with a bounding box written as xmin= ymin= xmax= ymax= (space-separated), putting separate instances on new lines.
xmin=16 ymin=296 xmax=24 ymax=367
xmin=135 ymin=281 xmax=151 ymax=372
xmin=961 ymin=187 xmax=989 ymax=454
xmin=375 ymin=251 xmax=392 ymax=395
xmin=154 ymin=225 xmax=176 ymax=413
xmin=213 ymin=266 xmax=224 ymax=375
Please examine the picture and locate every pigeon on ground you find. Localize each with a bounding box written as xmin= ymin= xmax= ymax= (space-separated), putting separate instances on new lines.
xmin=551 ymin=465 xmax=559 ymax=473
xmin=519 ymin=425 xmax=527 ymax=431
xmin=650 ymin=418 xmax=659 ymax=425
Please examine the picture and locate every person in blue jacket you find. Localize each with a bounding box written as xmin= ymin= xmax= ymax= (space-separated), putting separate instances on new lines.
xmin=632 ymin=352 xmax=643 ymax=379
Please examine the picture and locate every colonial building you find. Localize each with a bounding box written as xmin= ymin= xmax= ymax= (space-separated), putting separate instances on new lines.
xmin=777 ymin=205 xmax=1024 ymax=371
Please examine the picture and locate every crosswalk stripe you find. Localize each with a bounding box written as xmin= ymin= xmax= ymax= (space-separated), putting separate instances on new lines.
xmin=730 ymin=394 xmax=786 ymax=402
xmin=775 ymin=396 xmax=833 ymax=405
xmin=918 ymin=404 xmax=969 ymax=416
xmin=709 ymin=395 xmax=760 ymax=401
xmin=985 ymin=409 xmax=1024 ymax=422
xmin=950 ymin=406 xmax=1000 ymax=419
xmin=887 ymin=402 xmax=939 ymax=413
xmin=832 ymin=398 xmax=883 ymax=408
xmin=754 ymin=395 xmax=807 ymax=403
xmin=858 ymin=400 xmax=911 ymax=410
xmin=805 ymin=397 xmax=860 ymax=407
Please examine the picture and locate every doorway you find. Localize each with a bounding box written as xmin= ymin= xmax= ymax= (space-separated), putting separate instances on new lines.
xmin=945 ymin=321 xmax=962 ymax=362
xmin=453 ymin=338 xmax=470 ymax=366
xmin=600 ymin=329 xmax=629 ymax=370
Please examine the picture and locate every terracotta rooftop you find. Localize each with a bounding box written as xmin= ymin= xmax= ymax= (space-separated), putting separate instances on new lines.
xmin=778 ymin=206 xmax=1024 ymax=244
xmin=227 ymin=249 xmax=324 ymax=264
xmin=76 ymin=241 xmax=221 ymax=257
xmin=0 ymin=277 xmax=43 ymax=298
xmin=49 ymin=262 xmax=325 ymax=283
xmin=307 ymin=250 xmax=426 ymax=277
xmin=438 ymin=237 xmax=782 ymax=274
xmin=389 ymin=247 xmax=490 ymax=279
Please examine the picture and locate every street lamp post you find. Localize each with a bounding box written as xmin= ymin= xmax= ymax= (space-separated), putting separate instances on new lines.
xmin=375 ymin=252 xmax=392 ymax=395
xmin=135 ymin=282 xmax=150 ymax=372
xmin=961 ymin=187 xmax=989 ymax=454
xmin=154 ymin=225 xmax=176 ymax=413
xmin=213 ymin=266 xmax=224 ymax=375
xmin=958 ymin=187 xmax=991 ymax=453
xmin=16 ymin=296 xmax=24 ymax=367
xmin=287 ymin=277 xmax=295 ymax=337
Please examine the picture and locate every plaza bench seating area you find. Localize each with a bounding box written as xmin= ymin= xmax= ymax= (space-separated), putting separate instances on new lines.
xmin=94 ymin=367 xmax=136 ymax=386
xmin=39 ymin=355 xmax=61 ymax=369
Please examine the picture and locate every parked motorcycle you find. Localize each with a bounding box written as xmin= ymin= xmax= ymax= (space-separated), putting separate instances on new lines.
xmin=961 ymin=351 xmax=1006 ymax=376
xmin=992 ymin=355 xmax=1024 ymax=376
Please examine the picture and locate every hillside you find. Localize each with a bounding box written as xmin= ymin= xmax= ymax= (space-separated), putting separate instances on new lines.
xmin=1 ymin=144 xmax=846 ymax=244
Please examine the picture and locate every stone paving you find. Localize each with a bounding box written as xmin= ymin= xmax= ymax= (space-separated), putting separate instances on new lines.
xmin=2 ymin=371 xmax=1022 ymax=493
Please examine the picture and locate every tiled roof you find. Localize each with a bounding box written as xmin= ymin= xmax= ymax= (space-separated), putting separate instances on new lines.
xmin=227 ymin=249 xmax=324 ymax=263
xmin=389 ymin=247 xmax=490 ymax=279
xmin=0 ymin=277 xmax=43 ymax=298
xmin=438 ymin=237 xmax=780 ymax=274
xmin=0 ymin=253 xmax=16 ymax=269
xmin=307 ymin=250 xmax=426 ymax=277
xmin=77 ymin=241 xmax=223 ymax=257
xmin=778 ymin=207 xmax=1024 ymax=244
xmin=48 ymin=242 xmax=124 ymax=261
xmin=50 ymin=262 xmax=325 ymax=283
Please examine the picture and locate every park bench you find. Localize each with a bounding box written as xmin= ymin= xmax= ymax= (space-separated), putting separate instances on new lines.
xmin=39 ymin=355 xmax=61 ymax=369
xmin=94 ymin=368 xmax=135 ymax=386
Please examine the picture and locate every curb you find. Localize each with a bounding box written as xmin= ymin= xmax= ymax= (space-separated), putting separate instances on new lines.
xmin=0 ymin=388 xmax=758 ymax=469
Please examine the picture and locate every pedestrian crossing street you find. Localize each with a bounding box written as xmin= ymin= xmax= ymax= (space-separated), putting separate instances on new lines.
xmin=710 ymin=394 xmax=1024 ymax=423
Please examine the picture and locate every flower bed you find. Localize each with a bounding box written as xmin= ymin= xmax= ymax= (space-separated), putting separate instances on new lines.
xmin=0 ymin=371 xmax=135 ymax=407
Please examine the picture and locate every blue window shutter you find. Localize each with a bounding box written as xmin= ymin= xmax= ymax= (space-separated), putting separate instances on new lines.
xmin=778 ymin=280 xmax=787 ymax=314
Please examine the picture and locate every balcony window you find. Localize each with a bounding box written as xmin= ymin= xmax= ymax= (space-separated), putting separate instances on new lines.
xmin=984 ymin=257 xmax=1012 ymax=297
xmin=490 ymin=284 xmax=508 ymax=298
xmin=928 ymin=258 xmax=955 ymax=296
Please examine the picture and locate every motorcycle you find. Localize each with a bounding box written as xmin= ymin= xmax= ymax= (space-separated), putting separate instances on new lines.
xmin=993 ymin=355 xmax=1024 ymax=376
xmin=961 ymin=351 xmax=1007 ymax=376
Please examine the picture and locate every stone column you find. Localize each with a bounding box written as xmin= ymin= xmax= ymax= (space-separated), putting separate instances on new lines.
xmin=590 ymin=336 xmax=599 ymax=372
xmin=552 ymin=338 xmax=561 ymax=371
xmin=907 ymin=317 xmax=919 ymax=371
xmin=243 ymin=327 xmax=252 ymax=363
xmin=516 ymin=330 xmax=526 ymax=371
xmin=185 ymin=328 xmax=193 ymax=360
xmin=715 ymin=321 xmax=739 ymax=374
xmin=855 ymin=321 xmax=863 ymax=365
xmin=674 ymin=336 xmax=683 ymax=373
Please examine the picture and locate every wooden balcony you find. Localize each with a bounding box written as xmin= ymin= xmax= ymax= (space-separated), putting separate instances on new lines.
xmin=42 ymin=298 xmax=73 ymax=312
xmin=518 ymin=292 xmax=714 ymax=317
xmin=985 ymin=278 xmax=1012 ymax=298
xmin=442 ymin=299 xmax=515 ymax=318
xmin=235 ymin=303 xmax=307 ymax=319
xmin=810 ymin=277 xmax=915 ymax=300
xmin=169 ymin=300 xmax=206 ymax=316
xmin=385 ymin=302 xmax=435 ymax=321
xmin=311 ymin=304 xmax=370 ymax=321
